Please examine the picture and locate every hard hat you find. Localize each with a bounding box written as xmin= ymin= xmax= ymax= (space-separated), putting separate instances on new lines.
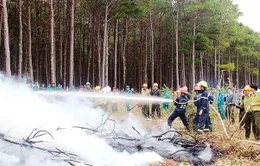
xmin=153 ymin=83 xmax=158 ymax=87
xmin=95 ymin=86 xmax=101 ymax=91
xmin=86 ymin=82 xmax=91 ymax=85
xmin=102 ymin=86 xmax=111 ymax=93
xmin=180 ymin=87 xmax=188 ymax=93
xmin=244 ymin=85 xmax=251 ymax=91
xmin=126 ymin=85 xmax=130 ymax=88
xmin=198 ymin=81 xmax=208 ymax=88
xmin=142 ymin=83 xmax=148 ymax=87
xmin=194 ymin=85 xmax=201 ymax=91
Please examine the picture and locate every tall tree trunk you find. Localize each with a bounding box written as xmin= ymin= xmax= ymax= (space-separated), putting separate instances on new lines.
xmin=200 ymin=51 xmax=203 ymax=80
xmin=63 ymin=40 xmax=67 ymax=88
xmin=218 ymin=48 xmax=221 ymax=86
xmin=150 ymin=11 xmax=154 ymax=84
xmin=122 ymin=17 xmax=128 ymax=87
xmin=192 ymin=20 xmax=196 ymax=88
xmin=18 ymin=0 xmax=23 ymax=79
xmin=114 ymin=19 xmax=118 ymax=88
xmin=175 ymin=9 xmax=179 ymax=89
xmin=97 ymin=22 xmax=101 ymax=86
xmin=27 ymin=0 xmax=33 ymax=81
xmin=69 ymin=0 xmax=74 ymax=88
xmin=257 ymin=61 xmax=260 ymax=85
xmin=181 ymin=53 xmax=186 ymax=86
xmin=102 ymin=0 xmax=109 ymax=86
xmin=2 ymin=0 xmax=11 ymax=77
xmin=50 ymin=0 xmax=56 ymax=83
xmin=214 ymin=41 xmax=217 ymax=86
xmin=236 ymin=51 xmax=239 ymax=88
xmin=59 ymin=18 xmax=63 ymax=83
xmin=159 ymin=35 xmax=162 ymax=87
xmin=45 ymin=43 xmax=49 ymax=84
xmin=144 ymin=28 xmax=148 ymax=84
xmin=228 ymin=47 xmax=231 ymax=79
xmin=248 ymin=59 xmax=251 ymax=85
xmin=87 ymin=29 xmax=91 ymax=82
xmin=0 ymin=4 xmax=2 ymax=50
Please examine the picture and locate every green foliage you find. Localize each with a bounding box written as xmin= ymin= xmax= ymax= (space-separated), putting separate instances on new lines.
xmin=219 ymin=63 xmax=235 ymax=71
xmin=185 ymin=56 xmax=200 ymax=64
xmin=195 ymin=32 xmax=214 ymax=51
xmin=251 ymin=68 xmax=259 ymax=76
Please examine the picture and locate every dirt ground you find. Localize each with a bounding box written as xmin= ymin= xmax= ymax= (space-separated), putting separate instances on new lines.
xmin=104 ymin=102 xmax=260 ymax=166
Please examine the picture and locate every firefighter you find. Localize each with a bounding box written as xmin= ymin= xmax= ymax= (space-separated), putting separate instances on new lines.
xmin=193 ymin=84 xmax=202 ymax=132
xmin=241 ymin=85 xmax=252 ymax=139
xmin=225 ymin=88 xmax=236 ymax=124
xmin=141 ymin=83 xmax=150 ymax=118
xmin=151 ymin=83 xmax=161 ymax=118
xmin=85 ymin=82 xmax=93 ymax=92
xmin=33 ymin=82 xmax=40 ymax=91
xmin=217 ymin=88 xmax=226 ymax=120
xmin=168 ymin=87 xmax=190 ymax=132
xmin=197 ymin=81 xmax=210 ymax=134
xmin=125 ymin=85 xmax=132 ymax=112
xmin=247 ymin=84 xmax=260 ymax=141
xmin=162 ymin=87 xmax=171 ymax=111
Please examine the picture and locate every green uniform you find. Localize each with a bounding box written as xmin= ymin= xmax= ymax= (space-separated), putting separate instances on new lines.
xmin=249 ymin=92 xmax=260 ymax=140
xmin=243 ymin=95 xmax=252 ymax=139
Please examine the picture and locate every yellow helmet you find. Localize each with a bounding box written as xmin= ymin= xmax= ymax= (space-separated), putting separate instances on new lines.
xmin=244 ymin=85 xmax=251 ymax=91
xmin=95 ymin=86 xmax=101 ymax=91
xmin=142 ymin=83 xmax=148 ymax=87
xmin=198 ymin=81 xmax=208 ymax=88
xmin=153 ymin=83 xmax=158 ymax=87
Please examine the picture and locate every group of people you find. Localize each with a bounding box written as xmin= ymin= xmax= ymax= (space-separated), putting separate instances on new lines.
xmin=216 ymin=84 xmax=260 ymax=141
xmin=167 ymin=81 xmax=212 ymax=134
xmin=29 ymin=80 xmax=260 ymax=140
xmin=29 ymin=81 xmax=92 ymax=92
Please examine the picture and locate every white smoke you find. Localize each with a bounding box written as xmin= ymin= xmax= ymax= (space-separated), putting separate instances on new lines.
xmin=0 ymin=74 xmax=163 ymax=166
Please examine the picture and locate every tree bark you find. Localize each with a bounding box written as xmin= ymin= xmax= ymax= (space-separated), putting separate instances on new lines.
xmin=63 ymin=40 xmax=67 ymax=88
xmin=97 ymin=22 xmax=101 ymax=86
xmin=69 ymin=0 xmax=75 ymax=88
xmin=257 ymin=61 xmax=260 ymax=85
xmin=102 ymin=0 xmax=109 ymax=86
xmin=50 ymin=0 xmax=56 ymax=83
xmin=236 ymin=51 xmax=239 ymax=88
xmin=2 ymin=0 xmax=11 ymax=77
xmin=122 ymin=17 xmax=128 ymax=87
xmin=181 ymin=53 xmax=186 ymax=86
xmin=144 ymin=27 xmax=148 ymax=84
xmin=18 ymin=0 xmax=23 ymax=80
xmin=192 ymin=19 xmax=196 ymax=88
xmin=45 ymin=43 xmax=49 ymax=84
xmin=27 ymin=0 xmax=33 ymax=81
xmin=0 ymin=4 xmax=2 ymax=50
xmin=175 ymin=9 xmax=179 ymax=89
xmin=150 ymin=11 xmax=154 ymax=85
xmin=218 ymin=48 xmax=221 ymax=86
xmin=59 ymin=16 xmax=63 ymax=83
xmin=114 ymin=19 xmax=118 ymax=88
xmin=214 ymin=41 xmax=217 ymax=86
xmin=200 ymin=51 xmax=203 ymax=80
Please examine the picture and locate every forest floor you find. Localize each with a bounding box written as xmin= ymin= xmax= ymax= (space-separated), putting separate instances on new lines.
xmin=106 ymin=103 xmax=260 ymax=166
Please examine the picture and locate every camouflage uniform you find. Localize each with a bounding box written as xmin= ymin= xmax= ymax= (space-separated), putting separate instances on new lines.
xmin=243 ymin=95 xmax=252 ymax=139
xmin=249 ymin=92 xmax=260 ymax=140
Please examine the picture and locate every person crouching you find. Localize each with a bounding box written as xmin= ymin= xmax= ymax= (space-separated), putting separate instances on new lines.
xmin=168 ymin=87 xmax=190 ymax=132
